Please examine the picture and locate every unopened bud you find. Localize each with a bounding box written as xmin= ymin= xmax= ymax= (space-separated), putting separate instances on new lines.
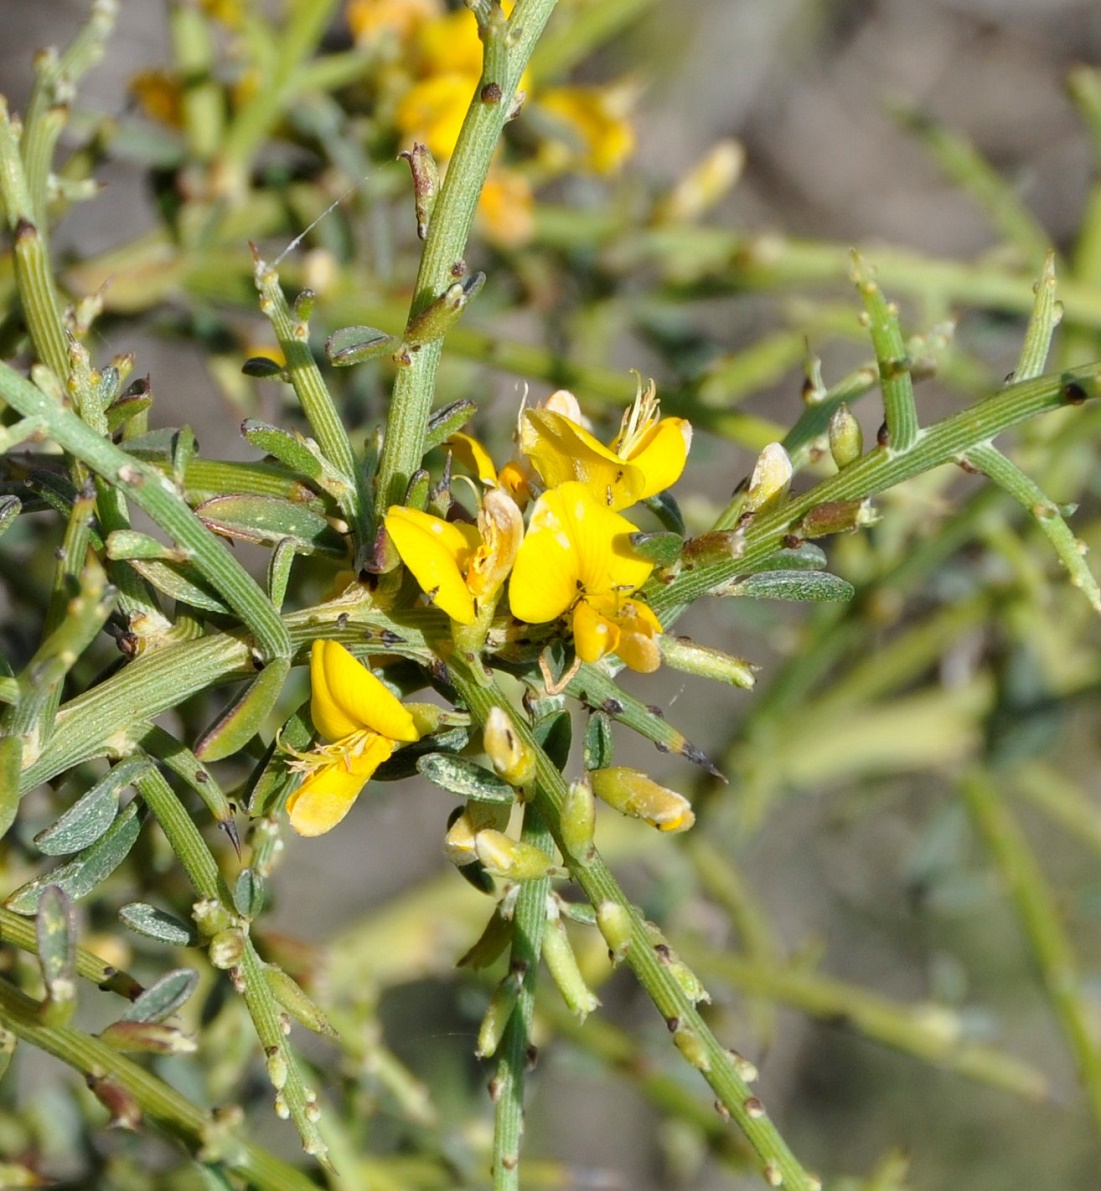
xmin=744 ymin=443 xmax=792 ymax=513
xmin=87 ymin=1075 xmax=142 ymax=1131
xmin=672 ymin=1023 xmax=711 ymax=1072
xmin=208 ymin=928 xmax=246 ymax=970
xmin=560 ymin=780 xmax=596 ymax=864
xmin=590 ymin=767 xmax=695 ymax=833
xmin=595 ymin=901 xmax=632 ymax=965
xmin=192 ymin=897 xmax=235 ymax=939
xmin=483 ymin=706 xmax=537 ymax=787
xmin=542 ymin=899 xmax=600 ymax=1022
xmin=656 ymin=139 xmax=744 ymax=224
xmin=798 ymin=498 xmax=875 ymax=538
xmin=658 ymin=636 xmax=756 ymax=689
xmin=473 ymin=830 xmax=555 ymax=881
xmin=476 ymin=967 xmax=523 ymax=1058
xmin=99 ymin=1020 xmax=198 ymax=1055
xmin=445 ymin=802 xmax=510 ymax=865
xmin=399 ymin=142 xmax=439 ymax=240
xmin=828 ymin=403 xmax=863 ymax=469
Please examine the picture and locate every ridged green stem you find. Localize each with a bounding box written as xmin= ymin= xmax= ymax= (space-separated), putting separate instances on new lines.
xmin=375 ymin=0 xmax=560 ymax=522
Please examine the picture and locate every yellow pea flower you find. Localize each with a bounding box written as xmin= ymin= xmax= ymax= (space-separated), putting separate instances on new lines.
xmin=521 ymin=377 xmax=691 ymax=511
xmin=445 ymin=432 xmax=532 ymax=506
xmin=286 ymin=640 xmax=420 ymax=837
xmin=509 ymin=481 xmax=662 ymax=671
xmin=384 ymin=488 xmax=524 ymax=624
xmin=346 ymin=0 xmax=438 ymax=44
xmin=477 ymin=167 xmax=536 ymax=248
xmin=538 ymin=83 xmax=637 ymax=175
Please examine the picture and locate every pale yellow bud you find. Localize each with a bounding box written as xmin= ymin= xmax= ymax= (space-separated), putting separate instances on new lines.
xmin=590 ymin=767 xmax=695 ymax=833
xmin=483 ymin=706 xmax=537 ymax=787
xmin=744 ymin=443 xmax=792 ymax=513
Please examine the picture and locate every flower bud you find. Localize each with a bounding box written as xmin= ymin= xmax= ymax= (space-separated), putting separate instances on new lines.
xmin=208 ymin=928 xmax=246 ymax=970
xmin=476 ymin=967 xmax=522 ymax=1058
xmin=192 ymin=896 xmax=235 ymax=939
xmin=672 ymin=1022 xmax=711 ymax=1072
xmin=590 ymin=767 xmax=696 ymax=833
xmin=658 ymin=635 xmax=756 ymax=689
xmin=560 ymin=780 xmax=596 ymax=865
xmin=542 ymin=899 xmax=600 ymax=1022
xmin=473 ymin=830 xmax=555 ymax=881
xmin=655 ymin=139 xmax=744 ymax=224
xmin=595 ymin=901 xmax=632 ymax=965
xmin=828 ymin=403 xmax=863 ymax=469
xmin=483 ymin=706 xmax=537 ymax=788
xmin=744 ymin=443 xmax=792 ymax=513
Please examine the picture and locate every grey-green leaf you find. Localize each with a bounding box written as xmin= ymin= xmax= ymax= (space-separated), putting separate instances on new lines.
xmin=119 ymin=903 xmax=198 ymax=947
xmin=196 ymin=494 xmax=347 ymax=556
xmin=7 ymin=799 xmax=145 ymax=914
xmin=325 ymin=325 xmax=399 ymax=366
xmin=120 ymin=968 xmax=199 ymax=1024
xmin=35 ymin=758 xmax=150 ymax=857
xmin=726 ymin=570 xmax=855 ymax=602
xmin=129 ymin=559 xmax=233 ymax=614
xmin=233 ymin=869 xmax=265 ymax=919
xmin=36 ymin=886 xmax=77 ymax=1016
xmin=417 ymin=753 xmax=515 ymax=804
xmin=241 ymin=419 xmax=325 ymax=481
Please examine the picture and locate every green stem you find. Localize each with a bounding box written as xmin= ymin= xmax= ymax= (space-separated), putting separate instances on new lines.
xmin=0 ymin=359 xmax=291 ymax=661
xmin=687 ymin=362 xmax=1101 ymax=608
xmin=492 ymin=806 xmax=553 ymax=1190
xmin=375 ymin=0 xmax=560 ymax=522
xmin=961 ymin=770 xmax=1101 ymax=1142
xmin=0 ymin=975 xmax=320 ymax=1191
xmin=447 ymin=659 xmax=820 ymax=1190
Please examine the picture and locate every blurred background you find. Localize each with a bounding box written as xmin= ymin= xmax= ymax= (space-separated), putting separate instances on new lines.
xmin=2 ymin=2 xmax=1101 ymax=1188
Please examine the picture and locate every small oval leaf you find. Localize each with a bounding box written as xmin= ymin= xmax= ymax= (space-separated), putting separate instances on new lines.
xmin=584 ymin=711 xmax=614 ymax=772
xmin=120 ymin=968 xmax=199 ymax=1024
xmin=194 ymin=657 xmax=292 ymax=763
xmin=241 ymin=419 xmax=324 ymax=481
xmin=325 ymin=325 xmax=399 ymax=367
xmin=417 ymin=753 xmax=515 ymax=803
xmin=7 ymin=800 xmax=145 ymax=915
xmin=629 ymin=530 xmax=683 ymax=566
xmin=35 ymin=757 xmax=149 ymax=856
xmin=233 ymin=869 xmax=265 ymax=919
xmin=424 ymin=399 xmax=477 ymax=453
xmin=118 ymin=903 xmax=197 ymax=947
xmin=241 ymin=356 xmax=285 ymax=379
xmin=196 ymin=494 xmax=347 ymax=556
xmin=728 ymin=570 xmax=855 ymax=602
xmin=36 ymin=886 xmax=76 ymax=1024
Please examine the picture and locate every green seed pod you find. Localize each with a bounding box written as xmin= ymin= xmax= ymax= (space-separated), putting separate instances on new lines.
xmin=658 ymin=635 xmax=756 ymax=689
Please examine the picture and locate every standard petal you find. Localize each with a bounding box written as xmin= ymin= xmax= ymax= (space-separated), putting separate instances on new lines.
xmin=508 ymin=488 xmax=583 ymax=624
xmin=627 ymin=417 xmax=692 ymax=500
xmin=554 ymin=484 xmax=652 ymax=597
xmin=286 ymin=762 xmax=367 ymax=837
xmin=385 ymin=506 xmax=479 ymax=624
xmin=521 ymin=410 xmax=643 ymax=507
xmin=311 ymin=640 xmax=420 ymax=743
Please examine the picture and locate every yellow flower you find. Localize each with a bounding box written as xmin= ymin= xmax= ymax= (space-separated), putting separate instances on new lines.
xmin=509 ymin=481 xmax=662 ymax=671
xmin=477 ymin=167 xmax=535 ymax=248
xmin=445 ymin=431 xmax=532 ymax=506
xmin=394 ymin=72 xmax=475 ymax=160
xmin=521 ymin=378 xmax=691 ymax=511
xmin=384 ymin=488 xmax=523 ymax=624
xmin=129 ymin=70 xmax=183 ymax=127
xmin=286 ymin=640 xmax=420 ymax=837
xmin=346 ymin=0 xmax=439 ymax=44
xmin=538 ymin=83 xmax=637 ymax=175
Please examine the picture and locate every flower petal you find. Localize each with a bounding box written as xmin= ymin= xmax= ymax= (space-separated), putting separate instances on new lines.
xmin=508 ymin=488 xmax=583 ymax=624
xmin=286 ymin=762 xmax=363 ymax=837
xmin=385 ymin=506 xmax=480 ymax=624
xmin=310 ymin=640 xmax=420 ymax=743
xmin=521 ymin=410 xmax=644 ymax=508
xmin=445 ymin=432 xmax=498 ymax=486
xmin=626 ymin=417 xmax=692 ymax=500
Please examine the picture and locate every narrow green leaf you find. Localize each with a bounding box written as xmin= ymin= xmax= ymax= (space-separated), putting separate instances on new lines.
xmin=424 ymin=399 xmax=478 ymax=452
xmin=119 ymin=968 xmax=199 ymax=1024
xmin=34 ymin=757 xmax=149 ymax=856
xmin=241 ymin=419 xmax=325 ymax=481
xmin=105 ymin=388 xmax=152 ymax=433
xmin=268 ymin=537 xmax=296 ymax=611
xmin=196 ymin=494 xmax=347 ymax=556
xmin=136 ymin=726 xmax=236 ymax=828
xmin=241 ymin=356 xmax=285 ymax=379
xmin=642 ymin=489 xmax=685 ymax=536
xmin=0 ymin=495 xmax=21 ymax=538
xmin=583 ymin=711 xmax=614 ymax=771
xmin=263 ymin=963 xmax=336 ymax=1037
xmin=325 ymin=325 xmax=399 ymax=366
xmin=0 ymin=737 xmax=22 ymax=839
xmin=629 ymin=530 xmax=684 ymax=566
xmin=6 ymin=798 xmax=145 ymax=915
xmin=371 ymin=726 xmax=472 ymax=781
xmin=128 ymin=558 xmax=233 ymax=614
xmin=723 ymin=570 xmax=855 ymax=602
xmin=417 ymin=753 xmax=515 ymax=803
xmin=194 ymin=657 xmax=291 ymax=762
xmin=105 ymin=529 xmax=188 ymax=562
xmin=740 ymin=543 xmax=828 ymax=573
xmin=36 ymin=886 xmax=76 ymax=1026
xmin=532 ymin=710 xmax=572 ymax=771
xmin=118 ymin=902 xmax=197 ymax=947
